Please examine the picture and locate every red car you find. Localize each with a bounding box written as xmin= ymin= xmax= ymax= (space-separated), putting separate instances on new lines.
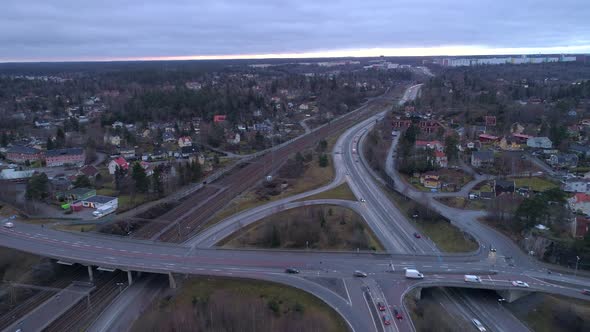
xmin=393 ymin=308 xmax=403 ymax=320
xmin=413 ymin=232 xmax=421 ymax=239
xmin=383 ymin=315 xmax=391 ymax=325
xmin=377 ymin=302 xmax=386 ymax=311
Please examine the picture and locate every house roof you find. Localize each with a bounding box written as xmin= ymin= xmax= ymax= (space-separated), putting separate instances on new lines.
xmin=66 ymin=187 xmax=95 ymax=196
xmin=7 ymin=145 xmax=40 ymax=155
xmin=495 ymin=179 xmax=515 ymax=189
xmin=79 ymin=165 xmax=99 ymax=177
xmin=46 ymin=148 xmax=84 ymax=157
xmin=83 ymin=195 xmax=117 ymax=204
xmin=479 ymin=134 xmax=499 ymax=140
xmin=573 ymin=193 xmax=590 ymax=203
xmin=111 ymin=157 xmax=129 ymax=169
xmin=472 ymin=150 xmax=494 ymax=160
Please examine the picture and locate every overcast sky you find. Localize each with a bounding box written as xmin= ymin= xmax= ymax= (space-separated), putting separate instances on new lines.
xmin=2 ymin=0 xmax=589 ymax=62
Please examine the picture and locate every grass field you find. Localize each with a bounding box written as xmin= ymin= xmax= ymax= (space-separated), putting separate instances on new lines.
xmin=221 ymin=204 xmax=384 ymax=251
xmin=54 ymin=224 xmax=97 ymax=232
xmin=436 ymin=196 xmax=489 ymax=210
xmin=132 ymin=277 xmax=348 ymax=332
xmin=512 ymin=176 xmax=559 ymax=192
xmin=383 ymin=187 xmax=478 ymax=253
xmin=506 ymin=293 xmax=590 ymax=332
xmin=298 ymin=182 xmax=357 ymax=201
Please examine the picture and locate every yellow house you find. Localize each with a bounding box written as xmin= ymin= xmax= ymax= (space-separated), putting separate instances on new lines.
xmin=420 ymin=173 xmax=441 ymax=189
xmin=498 ymin=137 xmax=522 ymax=151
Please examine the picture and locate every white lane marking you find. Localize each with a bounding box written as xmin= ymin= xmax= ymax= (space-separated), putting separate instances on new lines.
xmin=343 ymin=279 xmax=352 ymax=306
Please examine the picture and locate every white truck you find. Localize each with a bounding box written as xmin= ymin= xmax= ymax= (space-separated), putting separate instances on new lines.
xmin=93 ymin=203 xmax=117 ymax=218
xmin=405 ymin=269 xmax=424 ymax=279
xmin=464 ymin=275 xmax=482 ymax=283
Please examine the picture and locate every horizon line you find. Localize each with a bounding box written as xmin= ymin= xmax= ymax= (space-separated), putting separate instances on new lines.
xmin=1 ymin=45 xmax=590 ymax=64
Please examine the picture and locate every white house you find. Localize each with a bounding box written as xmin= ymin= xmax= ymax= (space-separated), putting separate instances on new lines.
xmin=526 ymin=137 xmax=553 ymax=149
xmin=226 ymin=133 xmax=241 ymax=145
xmin=178 ymin=136 xmax=192 ymax=147
xmin=568 ymin=193 xmax=590 ymax=216
xmin=563 ymin=179 xmax=590 ymax=194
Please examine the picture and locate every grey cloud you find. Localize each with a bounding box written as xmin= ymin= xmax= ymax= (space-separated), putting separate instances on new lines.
xmin=1 ymin=0 xmax=589 ymax=61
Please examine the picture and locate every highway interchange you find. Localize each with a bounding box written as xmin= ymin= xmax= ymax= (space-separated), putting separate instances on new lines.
xmin=2 ymin=84 xmax=590 ymax=332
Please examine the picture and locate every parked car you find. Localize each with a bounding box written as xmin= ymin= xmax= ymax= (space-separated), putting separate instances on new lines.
xmin=472 ymin=318 xmax=487 ymax=331
xmin=353 ymin=270 xmax=368 ymax=277
xmin=377 ymin=302 xmax=386 ymax=311
xmin=382 ymin=315 xmax=391 ymax=325
xmin=511 ymin=280 xmax=529 ymax=288
xmin=285 ymin=268 xmax=300 ymax=274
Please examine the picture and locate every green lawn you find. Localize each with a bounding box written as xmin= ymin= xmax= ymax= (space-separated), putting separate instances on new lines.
xmin=512 ymin=177 xmax=559 ymax=192
xmin=382 ymin=187 xmax=478 ymax=253
xmin=506 ymin=294 xmax=590 ymax=332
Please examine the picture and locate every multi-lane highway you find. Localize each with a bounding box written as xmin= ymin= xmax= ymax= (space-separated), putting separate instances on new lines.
xmin=2 ymin=84 xmax=590 ymax=331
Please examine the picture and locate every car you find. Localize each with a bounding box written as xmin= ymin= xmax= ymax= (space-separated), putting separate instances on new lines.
xmin=490 ymin=247 xmax=497 ymax=252
xmin=360 ymin=198 xmax=366 ymax=202
xmin=413 ymin=232 xmax=421 ymax=239
xmin=382 ymin=315 xmax=391 ymax=325
xmin=393 ymin=308 xmax=403 ymax=320
xmin=377 ymin=302 xmax=386 ymax=311
xmin=285 ymin=268 xmax=300 ymax=274
xmin=353 ymin=270 xmax=367 ymax=277
xmin=511 ymin=280 xmax=529 ymax=288
xmin=3 ymin=222 xmax=14 ymax=228
xmin=472 ymin=318 xmax=486 ymax=331
xmin=581 ymin=289 xmax=590 ymax=295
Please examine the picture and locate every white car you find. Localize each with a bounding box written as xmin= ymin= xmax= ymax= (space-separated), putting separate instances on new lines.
xmin=3 ymin=222 xmax=14 ymax=228
xmin=472 ymin=318 xmax=486 ymax=331
xmin=353 ymin=270 xmax=368 ymax=277
xmin=511 ymin=280 xmax=529 ymax=288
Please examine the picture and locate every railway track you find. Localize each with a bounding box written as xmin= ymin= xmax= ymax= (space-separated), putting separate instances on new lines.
xmin=44 ymin=271 xmax=126 ymax=332
xmin=0 ymin=266 xmax=85 ymax=331
xmin=128 ymin=97 xmax=394 ymax=243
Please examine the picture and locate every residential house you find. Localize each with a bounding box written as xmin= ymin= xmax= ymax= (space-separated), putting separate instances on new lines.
xmin=434 ymin=151 xmax=448 ymax=168
xmin=494 ymin=179 xmax=515 ymax=196
xmin=0 ymin=169 xmax=35 ymax=181
xmin=415 ymin=140 xmax=444 ymax=152
xmin=50 ymin=176 xmax=73 ymax=192
xmin=569 ymin=144 xmax=590 ymax=158
xmin=512 ymin=133 xmax=532 ymax=144
xmin=419 ymin=173 xmax=441 ymax=189
xmin=548 ymin=153 xmax=578 ymax=169
xmin=106 ymin=135 xmax=121 ymax=146
xmin=527 ymin=137 xmax=553 ymax=149
xmin=45 ymin=148 xmax=85 ymax=167
xmin=162 ymin=132 xmax=176 ymax=143
xmin=572 ymin=216 xmax=590 ymax=239
xmin=498 ymin=136 xmax=522 ymax=151
xmin=568 ymin=193 xmax=590 ymax=216
xmin=140 ymin=161 xmax=154 ymax=177
xmin=118 ymin=147 xmax=136 ymax=160
xmin=181 ymin=146 xmax=199 ymax=158
xmin=563 ymin=179 xmax=590 ymax=193
xmin=77 ymin=165 xmax=100 ymax=179
xmin=213 ymin=115 xmax=227 ymax=123
xmin=108 ymin=157 xmax=129 ymax=175
xmin=478 ymin=134 xmax=499 ymax=143
xmin=226 ymin=132 xmax=241 ymax=145
xmin=178 ymin=136 xmax=193 ymax=147
xmin=471 ymin=150 xmax=494 ymax=167
xmin=6 ymin=146 xmax=43 ymax=164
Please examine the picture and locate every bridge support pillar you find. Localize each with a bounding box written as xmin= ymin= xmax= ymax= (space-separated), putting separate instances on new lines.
xmin=127 ymin=271 xmax=133 ymax=286
xmin=168 ymin=272 xmax=177 ymax=289
xmin=87 ymin=266 xmax=94 ymax=283
xmin=496 ymin=289 xmax=530 ymax=303
xmin=414 ymin=287 xmax=422 ymax=301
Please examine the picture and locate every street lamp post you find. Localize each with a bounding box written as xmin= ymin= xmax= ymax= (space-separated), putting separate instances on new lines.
xmin=575 ymin=256 xmax=581 ymax=276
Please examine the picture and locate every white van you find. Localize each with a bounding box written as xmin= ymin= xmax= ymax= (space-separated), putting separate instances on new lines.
xmin=405 ymin=269 xmax=424 ymax=279
xmin=464 ymin=275 xmax=482 ymax=283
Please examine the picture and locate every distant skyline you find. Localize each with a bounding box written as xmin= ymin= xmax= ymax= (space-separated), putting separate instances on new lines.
xmin=2 ymin=0 xmax=589 ymax=62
